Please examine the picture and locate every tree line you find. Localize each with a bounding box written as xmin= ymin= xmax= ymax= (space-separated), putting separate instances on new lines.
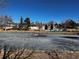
xmin=18 ymin=16 xmax=79 ymax=30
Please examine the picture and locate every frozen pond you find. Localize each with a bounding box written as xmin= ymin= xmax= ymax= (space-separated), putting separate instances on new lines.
xmin=0 ymin=32 xmax=79 ymax=51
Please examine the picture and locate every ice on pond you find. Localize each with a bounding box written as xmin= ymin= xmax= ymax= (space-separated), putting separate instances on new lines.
xmin=0 ymin=32 xmax=79 ymax=51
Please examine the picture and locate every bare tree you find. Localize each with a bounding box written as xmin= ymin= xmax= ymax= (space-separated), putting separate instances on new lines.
xmin=64 ymin=19 xmax=77 ymax=29
xmin=0 ymin=0 xmax=8 ymax=8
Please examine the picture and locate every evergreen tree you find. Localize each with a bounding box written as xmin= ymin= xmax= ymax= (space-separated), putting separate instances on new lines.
xmin=48 ymin=21 xmax=53 ymax=30
xmin=24 ymin=17 xmax=30 ymax=30
xmin=19 ymin=16 xmax=23 ymax=30
xmin=45 ymin=24 xmax=48 ymax=30
xmin=50 ymin=24 xmax=53 ymax=30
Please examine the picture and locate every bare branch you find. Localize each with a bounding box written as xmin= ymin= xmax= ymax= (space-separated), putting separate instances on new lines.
xmin=0 ymin=0 xmax=8 ymax=8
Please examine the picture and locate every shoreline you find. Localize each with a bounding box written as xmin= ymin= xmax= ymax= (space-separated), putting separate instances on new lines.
xmin=0 ymin=30 xmax=79 ymax=35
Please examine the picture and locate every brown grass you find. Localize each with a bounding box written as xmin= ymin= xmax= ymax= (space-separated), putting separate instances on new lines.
xmin=0 ymin=49 xmax=79 ymax=59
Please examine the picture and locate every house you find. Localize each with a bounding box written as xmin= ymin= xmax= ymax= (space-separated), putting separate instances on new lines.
xmin=40 ymin=25 xmax=45 ymax=30
xmin=30 ymin=25 xmax=39 ymax=31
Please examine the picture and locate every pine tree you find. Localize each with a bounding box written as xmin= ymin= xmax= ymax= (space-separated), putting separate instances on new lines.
xmin=19 ymin=16 xmax=23 ymax=30
xmin=24 ymin=17 xmax=30 ymax=30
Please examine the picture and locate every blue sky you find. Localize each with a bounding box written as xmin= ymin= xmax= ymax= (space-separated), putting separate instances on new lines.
xmin=0 ymin=0 xmax=79 ymax=23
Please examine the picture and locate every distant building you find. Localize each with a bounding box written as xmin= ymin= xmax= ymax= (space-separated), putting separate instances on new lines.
xmin=40 ymin=25 xmax=45 ymax=30
xmin=30 ymin=25 xmax=39 ymax=31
